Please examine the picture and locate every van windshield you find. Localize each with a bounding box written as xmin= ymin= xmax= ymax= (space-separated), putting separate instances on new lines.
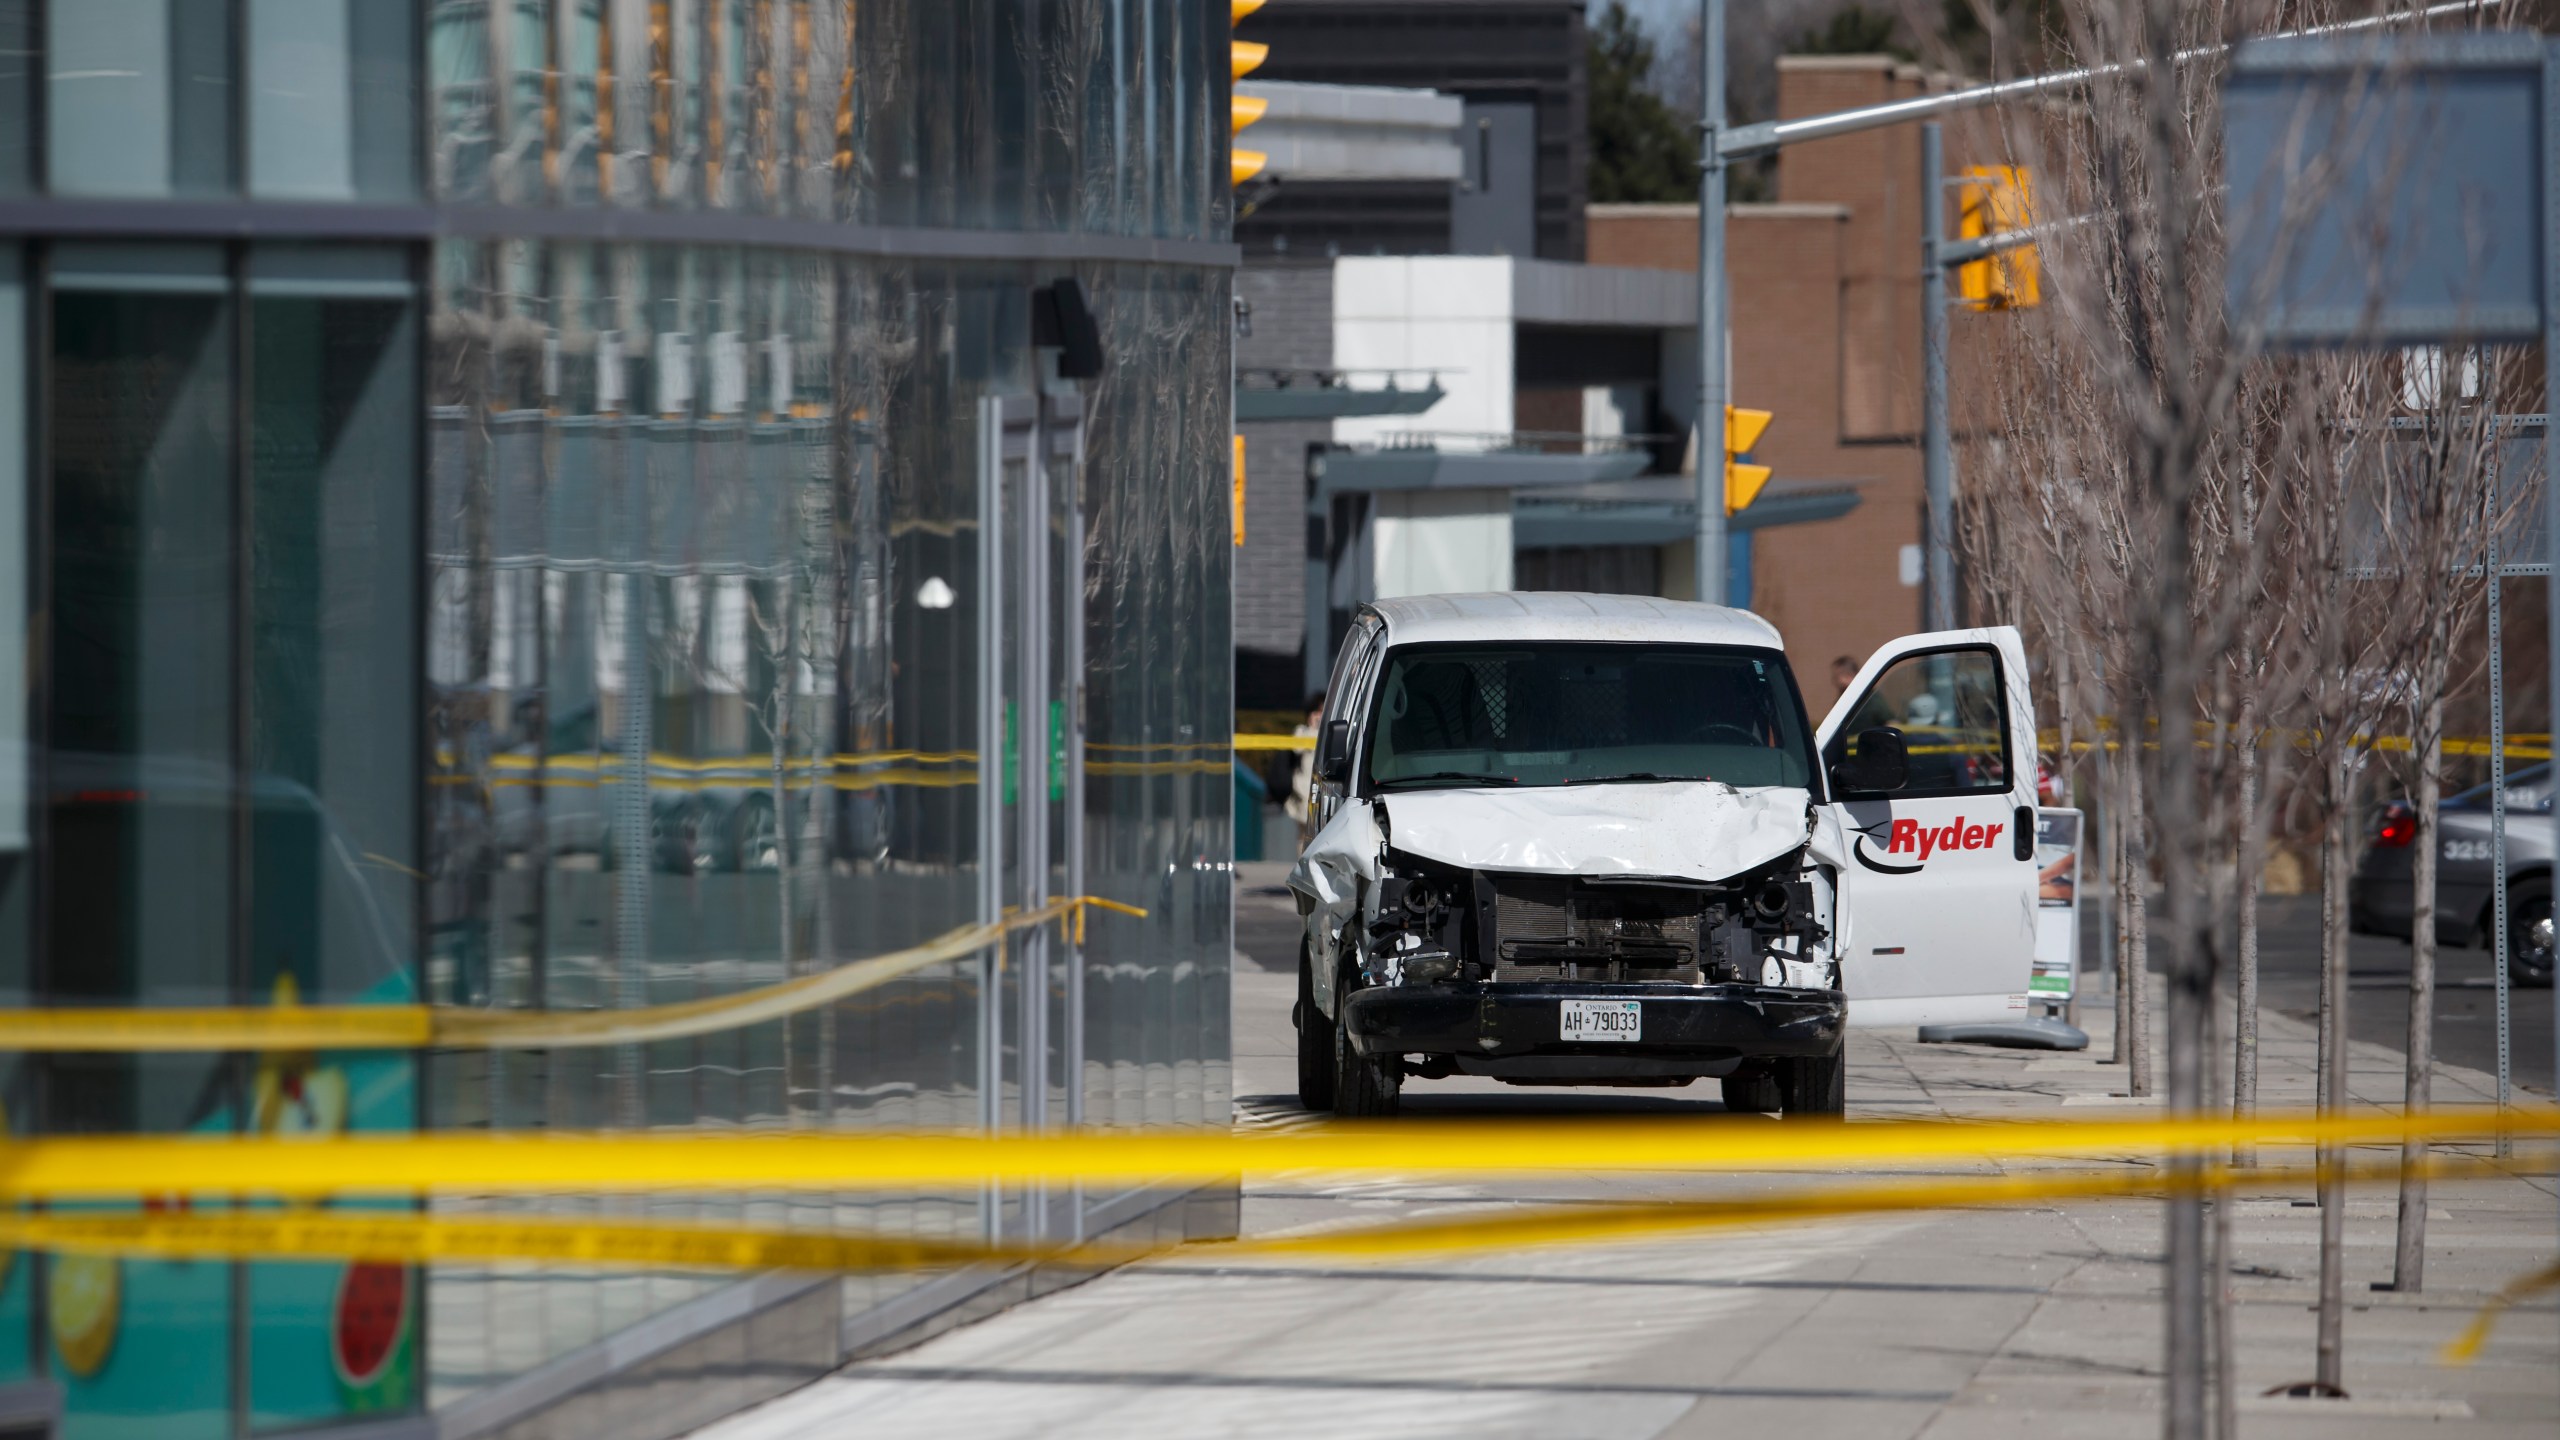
xmin=1360 ymin=642 xmax=1818 ymax=792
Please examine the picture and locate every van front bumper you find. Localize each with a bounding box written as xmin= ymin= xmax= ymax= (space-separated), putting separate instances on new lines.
xmin=1339 ymin=981 xmax=1844 ymax=1061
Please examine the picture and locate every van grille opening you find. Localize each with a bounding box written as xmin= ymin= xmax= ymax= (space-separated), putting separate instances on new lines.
xmin=1488 ymin=874 xmax=1715 ymax=984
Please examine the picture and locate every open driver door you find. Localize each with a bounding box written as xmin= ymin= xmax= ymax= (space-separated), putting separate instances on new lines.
xmin=1815 ymin=626 xmax=2040 ymax=1026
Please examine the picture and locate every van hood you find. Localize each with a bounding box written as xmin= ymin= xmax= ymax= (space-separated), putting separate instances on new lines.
xmin=1379 ymin=781 xmax=1812 ymax=883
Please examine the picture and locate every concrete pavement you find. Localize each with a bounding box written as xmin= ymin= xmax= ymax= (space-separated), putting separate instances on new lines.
xmin=689 ymin=868 xmax=2558 ymax=1439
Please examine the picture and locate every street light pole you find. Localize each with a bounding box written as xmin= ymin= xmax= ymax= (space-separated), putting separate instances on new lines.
xmin=1920 ymin=122 xmax=1954 ymax=631
xmin=1693 ymin=0 xmax=1727 ymax=608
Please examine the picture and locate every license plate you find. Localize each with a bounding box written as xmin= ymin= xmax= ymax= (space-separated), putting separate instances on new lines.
xmin=1559 ymin=999 xmax=1641 ymax=1043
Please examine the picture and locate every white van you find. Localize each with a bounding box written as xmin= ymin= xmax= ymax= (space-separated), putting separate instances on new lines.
xmin=1288 ymin=593 xmax=2039 ymax=1116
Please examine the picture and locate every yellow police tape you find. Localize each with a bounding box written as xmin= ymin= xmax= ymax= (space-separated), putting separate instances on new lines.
xmin=2 ymin=1149 xmax=2549 ymax=1365
xmin=1234 ymin=733 xmax=1314 ymax=751
xmin=0 ymin=894 xmax=1147 ymax=1054
xmin=1231 ymin=729 xmax=2553 ymax=758
xmin=1 ymin=1106 xmax=2549 ymax=1201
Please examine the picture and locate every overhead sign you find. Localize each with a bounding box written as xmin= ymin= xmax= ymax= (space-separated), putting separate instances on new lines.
xmin=2224 ymin=34 xmax=2545 ymax=347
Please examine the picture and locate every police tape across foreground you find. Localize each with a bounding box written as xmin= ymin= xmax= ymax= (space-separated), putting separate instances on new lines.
xmin=3 ymin=1106 xmax=2550 ymax=1200
xmin=3 ymin=1149 xmax=2553 ymax=1365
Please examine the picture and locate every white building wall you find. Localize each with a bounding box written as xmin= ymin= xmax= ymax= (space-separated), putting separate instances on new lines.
xmin=1331 ymin=255 xmax=1515 ymax=446
xmin=1372 ymin=488 xmax=1513 ymax=597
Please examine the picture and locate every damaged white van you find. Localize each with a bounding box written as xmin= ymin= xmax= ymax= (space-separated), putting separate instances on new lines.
xmin=1288 ymin=593 xmax=2039 ymax=1117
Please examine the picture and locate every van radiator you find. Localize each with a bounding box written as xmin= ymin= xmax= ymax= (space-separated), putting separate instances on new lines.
xmin=1488 ymin=875 xmax=1713 ymax=984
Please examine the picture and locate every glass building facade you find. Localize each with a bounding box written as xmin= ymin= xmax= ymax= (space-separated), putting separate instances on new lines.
xmin=0 ymin=4 xmax=1236 ymax=1436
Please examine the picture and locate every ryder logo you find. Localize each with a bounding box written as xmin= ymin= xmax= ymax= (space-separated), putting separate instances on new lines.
xmin=1853 ymin=815 xmax=2008 ymax=875
xmin=1887 ymin=817 xmax=2005 ymax=860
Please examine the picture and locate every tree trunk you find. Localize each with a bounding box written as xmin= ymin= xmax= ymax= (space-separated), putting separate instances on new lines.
xmin=2232 ymin=693 xmax=2263 ymax=1165
xmin=2126 ymin=754 xmax=2152 ymax=1097
xmin=2111 ymin=746 xmax=2131 ymax=1067
xmin=2157 ymin=722 xmax=2209 ymax=1440
xmin=2393 ymin=669 xmax=2449 ymax=1292
xmin=2315 ymin=746 xmax=2351 ymax=1390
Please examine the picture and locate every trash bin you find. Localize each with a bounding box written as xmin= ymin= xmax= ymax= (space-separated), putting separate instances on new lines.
xmin=1233 ymin=756 xmax=1270 ymax=861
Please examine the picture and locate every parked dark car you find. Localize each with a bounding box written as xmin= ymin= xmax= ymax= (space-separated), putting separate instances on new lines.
xmin=2351 ymin=762 xmax=2555 ymax=987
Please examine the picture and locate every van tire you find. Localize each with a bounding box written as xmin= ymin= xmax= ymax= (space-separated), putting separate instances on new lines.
xmin=1332 ymin=981 xmax=1401 ymax=1117
xmin=1720 ymin=1066 xmax=1782 ymax=1114
xmin=1296 ymin=941 xmax=1336 ymax=1111
xmin=1778 ymin=1047 xmax=1846 ymax=1119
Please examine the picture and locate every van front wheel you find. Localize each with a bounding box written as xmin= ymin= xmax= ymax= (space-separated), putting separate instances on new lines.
xmin=1295 ymin=941 xmax=1336 ymax=1111
xmin=1332 ymin=983 xmax=1401 ymax=1117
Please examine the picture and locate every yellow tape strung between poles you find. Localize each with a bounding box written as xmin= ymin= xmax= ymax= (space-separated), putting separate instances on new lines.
xmin=2443 ymin=1259 xmax=2560 ymax=1364
xmin=0 ymin=894 xmax=1148 ymax=1054
xmin=7 ymin=1153 xmax=2547 ymax=1360
xmin=1233 ymin=733 xmax=1314 ymax=751
xmin=12 ymin=1153 xmax=2550 ymax=1362
xmin=2 ymin=1106 xmax=2550 ymax=1201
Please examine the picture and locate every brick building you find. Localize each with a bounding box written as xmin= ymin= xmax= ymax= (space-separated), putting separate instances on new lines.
xmin=1590 ymin=55 xmax=2002 ymax=691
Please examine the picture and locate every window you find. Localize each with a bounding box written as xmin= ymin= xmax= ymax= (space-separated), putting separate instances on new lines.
xmin=1361 ymin=643 xmax=1818 ymax=792
xmin=1826 ymin=647 xmax=2011 ymax=796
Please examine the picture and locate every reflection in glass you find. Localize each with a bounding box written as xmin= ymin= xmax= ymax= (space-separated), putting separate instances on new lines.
xmin=416 ymin=0 xmax=1223 ymax=240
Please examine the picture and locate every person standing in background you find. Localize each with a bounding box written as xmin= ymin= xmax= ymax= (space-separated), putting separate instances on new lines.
xmin=1831 ymin=655 xmax=1860 ymax=698
xmin=1286 ymin=692 xmax=1323 ymax=829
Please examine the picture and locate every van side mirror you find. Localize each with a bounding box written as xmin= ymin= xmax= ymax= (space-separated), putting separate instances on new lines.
xmin=1316 ymin=719 xmax=1353 ymax=784
xmin=1832 ymin=726 xmax=1910 ymax=794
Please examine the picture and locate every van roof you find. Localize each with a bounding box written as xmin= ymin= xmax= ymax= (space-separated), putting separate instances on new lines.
xmin=1366 ymin=592 xmax=1784 ymax=650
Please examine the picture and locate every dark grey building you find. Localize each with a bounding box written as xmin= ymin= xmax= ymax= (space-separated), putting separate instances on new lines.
xmin=1238 ymin=0 xmax=1589 ymax=262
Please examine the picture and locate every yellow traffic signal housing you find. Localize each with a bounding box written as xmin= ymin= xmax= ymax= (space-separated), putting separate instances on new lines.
xmin=1231 ymin=4 xmax=1268 ymax=186
xmin=1724 ymin=405 xmax=1772 ymax=515
xmin=1957 ymin=166 xmax=2040 ymax=310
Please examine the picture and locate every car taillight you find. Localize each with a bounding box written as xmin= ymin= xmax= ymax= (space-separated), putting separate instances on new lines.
xmin=2374 ymin=804 xmax=2416 ymax=848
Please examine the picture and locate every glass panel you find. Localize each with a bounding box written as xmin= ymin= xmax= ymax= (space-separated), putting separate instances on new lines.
xmin=0 ymin=245 xmax=23 ymax=1009
xmin=48 ymin=0 xmax=174 ymax=197
xmin=245 ymin=248 xmax=419 ymax=1006
xmin=47 ymin=245 xmax=236 ymax=1440
xmin=250 ymin=0 xmax=355 ymax=199
xmin=48 ymin=0 xmax=235 ymax=199
xmin=0 ymin=246 xmax=22 ymax=1395
xmin=0 ymin=1 xmax=32 ymax=193
xmin=240 ymin=255 xmax=422 ymax=1437
xmin=249 ymin=0 xmax=418 ymax=202
xmin=1830 ymin=648 xmax=2012 ymax=795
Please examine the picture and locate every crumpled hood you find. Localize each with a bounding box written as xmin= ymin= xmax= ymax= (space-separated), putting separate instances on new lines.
xmin=1381 ymin=782 xmax=1811 ymax=883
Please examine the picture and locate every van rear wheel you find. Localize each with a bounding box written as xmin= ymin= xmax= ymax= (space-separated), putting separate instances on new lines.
xmin=1720 ymin=1065 xmax=1782 ymax=1114
xmin=1778 ymin=1047 xmax=1845 ymax=1119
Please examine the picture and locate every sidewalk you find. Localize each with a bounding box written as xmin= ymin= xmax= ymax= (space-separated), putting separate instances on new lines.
xmin=692 ymin=945 xmax=2558 ymax=1439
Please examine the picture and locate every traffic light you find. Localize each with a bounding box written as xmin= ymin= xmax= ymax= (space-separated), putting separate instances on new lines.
xmin=1957 ymin=166 xmax=2039 ymax=310
xmin=1232 ymin=1 xmax=1268 ymax=186
xmin=1724 ymin=405 xmax=1772 ymax=516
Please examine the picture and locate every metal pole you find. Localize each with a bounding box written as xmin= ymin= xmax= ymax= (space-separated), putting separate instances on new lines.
xmin=2488 ymin=444 xmax=2510 ymax=1156
xmin=1693 ymin=0 xmax=1728 ymax=607
xmin=1717 ymin=0 xmax=2485 ymax=159
xmin=1921 ymin=122 xmax=1955 ymax=631
xmin=2540 ymin=47 xmax=2559 ymax=1311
